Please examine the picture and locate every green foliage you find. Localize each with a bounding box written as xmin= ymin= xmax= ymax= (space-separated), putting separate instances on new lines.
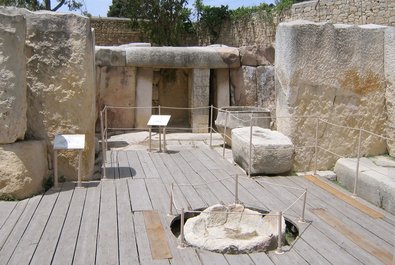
xmin=108 ymin=0 xmax=192 ymax=46
xmin=0 ymin=193 xmax=17 ymax=201
xmin=0 ymin=0 xmax=82 ymax=11
xmin=43 ymin=176 xmax=53 ymax=191
xmin=230 ymin=3 xmax=274 ymax=20
xmin=275 ymin=0 xmax=294 ymax=14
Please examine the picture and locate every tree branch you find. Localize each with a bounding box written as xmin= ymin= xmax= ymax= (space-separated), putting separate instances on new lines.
xmin=52 ymin=0 xmax=66 ymax=11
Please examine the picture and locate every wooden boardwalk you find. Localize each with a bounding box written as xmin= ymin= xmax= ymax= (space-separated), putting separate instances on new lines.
xmin=0 ymin=148 xmax=394 ymax=265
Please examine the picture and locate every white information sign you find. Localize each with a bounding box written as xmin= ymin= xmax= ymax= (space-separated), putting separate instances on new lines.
xmin=147 ymin=115 xmax=171 ymax=126
xmin=54 ymin=134 xmax=85 ymax=150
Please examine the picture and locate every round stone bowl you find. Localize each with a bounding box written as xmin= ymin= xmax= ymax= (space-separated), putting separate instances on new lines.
xmin=215 ymin=106 xmax=271 ymax=146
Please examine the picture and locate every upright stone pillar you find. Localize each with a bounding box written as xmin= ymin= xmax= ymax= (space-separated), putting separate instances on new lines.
xmin=135 ymin=68 xmax=153 ymax=128
xmin=216 ymin=68 xmax=230 ymax=108
xmin=189 ymin=69 xmax=210 ymax=133
xmin=384 ymin=27 xmax=395 ymax=156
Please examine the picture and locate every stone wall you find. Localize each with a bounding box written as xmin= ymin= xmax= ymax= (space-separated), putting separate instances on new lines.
xmin=275 ymin=20 xmax=391 ymax=171
xmin=284 ymin=0 xmax=395 ymax=27
xmin=0 ymin=7 xmax=96 ymax=195
xmin=90 ymin=17 xmax=147 ymax=46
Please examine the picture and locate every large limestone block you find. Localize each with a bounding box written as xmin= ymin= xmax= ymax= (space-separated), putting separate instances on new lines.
xmin=276 ymin=21 xmax=388 ymax=171
xmin=0 ymin=13 xmax=27 ymax=143
xmin=232 ymin=127 xmax=294 ymax=175
xmin=125 ymin=46 xmax=240 ymax=68
xmin=96 ymin=66 xmax=136 ymax=130
xmin=384 ymin=27 xmax=395 ymax=156
xmin=184 ymin=204 xmax=285 ymax=253
xmin=231 ymin=66 xmax=257 ymax=106
xmin=0 ymin=141 xmax=48 ymax=199
xmin=0 ymin=7 xmax=96 ymax=180
xmin=334 ymin=157 xmax=395 ymax=215
xmin=239 ymin=45 xmax=274 ymax=66
xmin=257 ymin=65 xmax=275 ymax=112
xmin=189 ymin=69 xmax=210 ymax=133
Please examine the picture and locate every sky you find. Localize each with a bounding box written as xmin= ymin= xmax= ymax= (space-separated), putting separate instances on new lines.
xmin=60 ymin=0 xmax=276 ymax=17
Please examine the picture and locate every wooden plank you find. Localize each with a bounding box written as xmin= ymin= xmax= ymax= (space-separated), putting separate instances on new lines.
xmin=116 ymin=179 xmax=139 ymax=265
xmin=0 ymin=201 xmax=17 ymax=230
xmin=305 ymin=175 xmax=384 ymax=219
xmin=137 ymin=150 xmax=161 ymax=178
xmin=143 ymin=211 xmax=172 ymax=260
xmin=118 ymin=151 xmax=133 ymax=178
xmin=197 ymin=249 xmax=229 ymax=265
xmin=201 ymin=149 xmax=242 ymax=175
xmin=52 ymin=184 xmax=87 ymax=265
xmin=248 ymin=252 xmax=275 ymax=265
xmin=96 ymin=180 xmax=119 ymax=265
xmin=126 ymin=150 xmax=145 ymax=178
xmin=134 ymin=211 xmax=169 ymax=265
xmin=312 ymin=208 xmax=393 ymax=265
xmin=255 ymin=177 xmax=373 ymax=265
xmin=30 ymin=183 xmax=75 ymax=265
xmin=280 ymin=176 xmax=394 ymax=251
xmin=159 ymin=152 xmax=207 ymax=210
xmin=224 ymin=254 xmax=255 ymax=265
xmin=291 ymin=238 xmax=332 ymax=265
xmin=128 ymin=178 xmax=153 ymax=211
xmin=0 ymin=200 xmax=29 ymax=250
xmin=0 ymin=198 xmax=36 ymax=264
xmin=145 ymin=178 xmax=170 ymax=213
xmin=150 ymin=153 xmax=190 ymax=211
xmin=267 ymin=248 xmax=309 ymax=265
xmin=7 ymin=189 xmax=59 ymax=265
xmin=73 ymin=182 xmax=101 ymax=265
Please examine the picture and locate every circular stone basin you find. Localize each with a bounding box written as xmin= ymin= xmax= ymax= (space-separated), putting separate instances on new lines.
xmin=215 ymin=106 xmax=271 ymax=146
xmin=170 ymin=204 xmax=299 ymax=254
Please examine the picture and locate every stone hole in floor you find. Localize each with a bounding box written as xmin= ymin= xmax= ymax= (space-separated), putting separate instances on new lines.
xmin=170 ymin=204 xmax=299 ymax=254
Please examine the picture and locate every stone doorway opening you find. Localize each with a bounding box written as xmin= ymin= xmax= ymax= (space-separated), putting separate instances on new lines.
xmin=153 ymin=68 xmax=191 ymax=129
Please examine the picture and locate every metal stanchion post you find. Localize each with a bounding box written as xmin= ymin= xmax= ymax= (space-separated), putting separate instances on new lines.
xmin=249 ymin=114 xmax=253 ymax=177
xmin=54 ymin=150 xmax=59 ymax=189
xmin=100 ymin=111 xmax=107 ymax=179
xmin=169 ymin=183 xmax=174 ymax=216
xmin=299 ymin=189 xmax=307 ymax=223
xmin=275 ymin=211 xmax=284 ymax=254
xmin=210 ymin=105 xmax=213 ymax=148
xmin=77 ymin=150 xmax=83 ymax=188
xmin=179 ymin=208 xmax=186 ymax=248
xmin=159 ymin=126 xmax=162 ymax=152
xmin=105 ymin=107 xmax=108 ymax=153
xmin=163 ymin=126 xmax=167 ymax=152
xmin=235 ymin=174 xmax=239 ymax=204
xmin=149 ymin=126 xmax=152 ymax=152
xmin=222 ymin=111 xmax=229 ymax=159
xmin=353 ymin=129 xmax=362 ymax=197
xmin=314 ymin=117 xmax=319 ymax=175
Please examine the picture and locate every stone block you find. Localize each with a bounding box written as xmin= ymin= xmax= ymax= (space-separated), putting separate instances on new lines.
xmin=334 ymin=157 xmax=395 ymax=215
xmin=257 ymin=65 xmax=275 ymax=112
xmin=276 ymin=21 xmax=388 ymax=171
xmin=0 ymin=141 xmax=48 ymax=199
xmin=95 ymin=47 xmax=126 ymax=66
xmin=0 ymin=13 xmax=27 ymax=144
xmin=232 ymin=127 xmax=294 ymax=175
xmin=231 ymin=66 xmax=257 ymax=106
xmin=384 ymin=27 xmax=395 ymax=156
xmin=0 ymin=8 xmax=96 ymax=180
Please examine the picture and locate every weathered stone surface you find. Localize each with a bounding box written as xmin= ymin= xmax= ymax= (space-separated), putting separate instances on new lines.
xmin=231 ymin=66 xmax=257 ymax=106
xmin=96 ymin=66 xmax=136 ymax=131
xmin=0 ymin=13 xmax=27 ymax=144
xmin=125 ymin=46 xmax=240 ymax=68
xmin=0 ymin=7 xmax=96 ymax=180
xmin=0 ymin=141 xmax=47 ymax=199
xmin=135 ymin=68 xmax=153 ymax=128
xmin=95 ymin=47 xmax=126 ymax=66
xmin=232 ymin=127 xmax=294 ymax=175
xmin=239 ymin=45 xmax=273 ymax=66
xmin=257 ymin=65 xmax=275 ymax=113
xmin=189 ymin=69 xmax=210 ymax=133
xmin=184 ymin=204 xmax=285 ymax=253
xmin=276 ymin=21 xmax=388 ymax=171
xmin=334 ymin=157 xmax=395 ymax=215
xmin=384 ymin=27 xmax=395 ymax=156
xmin=215 ymin=107 xmax=271 ymax=146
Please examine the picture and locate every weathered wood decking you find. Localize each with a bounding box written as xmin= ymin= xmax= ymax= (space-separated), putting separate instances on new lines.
xmin=0 ymin=148 xmax=394 ymax=265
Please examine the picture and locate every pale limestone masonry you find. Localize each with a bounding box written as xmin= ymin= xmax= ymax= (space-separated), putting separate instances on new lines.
xmin=276 ymin=20 xmax=391 ymax=171
xmin=285 ymin=0 xmax=395 ymax=27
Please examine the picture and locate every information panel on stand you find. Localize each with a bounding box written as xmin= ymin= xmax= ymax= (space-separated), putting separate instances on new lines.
xmin=147 ymin=115 xmax=171 ymax=127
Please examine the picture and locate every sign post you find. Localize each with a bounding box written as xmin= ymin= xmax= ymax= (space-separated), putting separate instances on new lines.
xmin=147 ymin=115 xmax=171 ymax=152
xmin=53 ymin=134 xmax=85 ymax=189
